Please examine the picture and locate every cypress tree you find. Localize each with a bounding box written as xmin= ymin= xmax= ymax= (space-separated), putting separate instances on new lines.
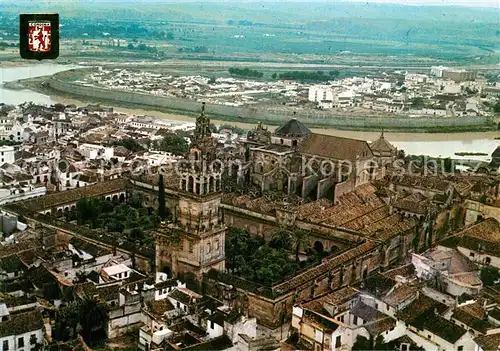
xmin=158 ymin=174 xmax=166 ymax=220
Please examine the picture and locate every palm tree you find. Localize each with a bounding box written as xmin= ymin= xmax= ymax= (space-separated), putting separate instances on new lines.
xmin=79 ymin=296 xmax=109 ymax=345
xmin=226 ymin=228 xmax=250 ymax=273
xmin=290 ymin=229 xmax=309 ymax=262
xmin=270 ymin=228 xmax=292 ymax=251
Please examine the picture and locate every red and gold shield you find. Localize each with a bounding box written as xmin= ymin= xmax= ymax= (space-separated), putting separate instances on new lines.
xmin=28 ymin=21 xmax=51 ymax=52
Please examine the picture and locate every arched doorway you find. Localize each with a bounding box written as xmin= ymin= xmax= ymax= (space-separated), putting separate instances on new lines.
xmin=119 ymin=193 xmax=125 ymax=202
xmin=313 ymin=241 xmax=324 ymax=253
xmin=162 ymin=265 xmax=172 ymax=278
xmin=188 ymin=176 xmax=194 ymax=192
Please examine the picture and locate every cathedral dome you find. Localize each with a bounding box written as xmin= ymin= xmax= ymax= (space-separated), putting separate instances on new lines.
xmin=274 ymin=118 xmax=311 ymax=138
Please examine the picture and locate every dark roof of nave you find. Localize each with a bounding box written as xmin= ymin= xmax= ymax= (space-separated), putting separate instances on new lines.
xmin=274 ymin=118 xmax=311 ymax=137
xmin=298 ymin=133 xmax=373 ymax=161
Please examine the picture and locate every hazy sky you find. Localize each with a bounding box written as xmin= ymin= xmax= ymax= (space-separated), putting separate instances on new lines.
xmin=343 ymin=0 xmax=498 ymax=7
xmin=12 ymin=0 xmax=500 ymax=8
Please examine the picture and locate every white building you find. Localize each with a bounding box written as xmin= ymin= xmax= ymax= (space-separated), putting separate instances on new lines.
xmin=0 ymin=309 xmax=44 ymax=351
xmin=412 ymin=246 xmax=483 ymax=296
xmin=308 ymin=86 xmax=334 ymax=103
xmin=405 ymin=73 xmax=428 ymax=84
xmin=431 ymin=66 xmax=448 ymax=78
xmin=102 ymin=264 xmax=132 ymax=281
xmin=0 ymin=184 xmax=46 ymax=206
xmin=0 ymin=146 xmax=15 ymax=166
xmin=78 ymin=143 xmax=114 ymax=160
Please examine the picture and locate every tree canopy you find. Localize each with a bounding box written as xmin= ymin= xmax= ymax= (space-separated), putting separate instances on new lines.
xmin=225 ymin=227 xmax=321 ymax=285
xmin=53 ymin=296 xmax=109 ymax=347
xmin=480 ymin=266 xmax=500 ymax=286
xmin=228 ymin=67 xmax=263 ymax=78
xmin=111 ymin=138 xmax=145 ymax=152
xmin=74 ymin=196 xmax=160 ymax=247
xmin=157 ymin=133 xmax=189 ymax=155
xmin=279 ymin=71 xmax=331 ymax=82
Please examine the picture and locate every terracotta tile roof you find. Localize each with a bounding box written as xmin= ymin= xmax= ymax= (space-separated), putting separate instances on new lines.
xmin=382 ymin=264 xmax=416 ymax=281
xmin=323 ymin=286 xmax=359 ymax=306
xmin=341 ymin=206 xmax=390 ymax=231
xmin=351 ymin=302 xmax=386 ymax=322
xmin=310 ymin=183 xmax=384 ymax=225
xmin=424 ymin=314 xmax=467 ymax=344
xmin=400 ymin=296 xmax=464 ymax=344
xmin=392 ymin=193 xmax=430 ymax=215
xmin=131 ymin=171 xmax=179 ymax=190
xmin=0 ymin=240 xmax=38 ymax=259
xmin=169 ymin=288 xmax=201 ymax=306
xmin=482 ymin=284 xmax=500 ymax=304
xmin=17 ymin=178 xmax=129 ymax=211
xmin=422 ymin=247 xmax=477 ymax=274
xmin=70 ymin=237 xmax=111 ymax=258
xmin=397 ymin=295 xmax=448 ymax=326
xmin=0 ymin=309 xmax=44 ymax=338
xmin=361 ymin=214 xmax=418 ymax=241
xmin=155 ymin=279 xmax=178 ymax=290
xmin=301 ymin=299 xmax=327 ymax=314
xmin=369 ymin=133 xmax=396 ymax=153
xmin=458 ymin=300 xmax=487 ymax=320
xmin=388 ymin=174 xmax=452 ymax=192
xmin=145 ymin=299 xmax=175 ymax=319
xmin=383 ymin=284 xmax=418 ymax=307
xmin=451 ymin=308 xmax=492 ymax=334
xmin=454 ymin=218 xmax=500 ymax=257
xmin=365 ymin=317 xmax=396 ymax=336
xmin=298 ymin=133 xmax=373 ymax=161
xmin=459 ymin=218 xmax=500 ymax=243
xmin=302 ymin=309 xmax=340 ymax=333
xmin=450 ymin=271 xmax=483 ymax=288
xmin=295 ymin=198 xmax=332 ymax=221
xmin=324 ymin=203 xmax=385 ymax=227
xmin=361 ymin=273 xmax=396 ymax=298
xmin=273 ymin=241 xmax=376 ymax=294
xmin=474 ymin=333 xmax=500 ymax=351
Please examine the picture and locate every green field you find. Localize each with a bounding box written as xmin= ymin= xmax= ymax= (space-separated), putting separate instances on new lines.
xmin=1 ymin=1 xmax=498 ymax=67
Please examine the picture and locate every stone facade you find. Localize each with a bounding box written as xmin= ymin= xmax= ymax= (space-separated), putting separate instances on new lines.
xmin=156 ymin=103 xmax=226 ymax=280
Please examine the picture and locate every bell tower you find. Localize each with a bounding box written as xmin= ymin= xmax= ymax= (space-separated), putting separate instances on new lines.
xmin=156 ymin=103 xmax=226 ymax=280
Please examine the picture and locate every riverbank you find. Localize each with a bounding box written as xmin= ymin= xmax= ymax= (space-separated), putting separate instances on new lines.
xmin=16 ymin=73 xmax=498 ymax=134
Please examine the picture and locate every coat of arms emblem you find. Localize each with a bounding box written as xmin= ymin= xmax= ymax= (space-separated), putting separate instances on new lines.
xmin=28 ymin=22 xmax=52 ymax=52
xmin=20 ymin=13 xmax=59 ymax=60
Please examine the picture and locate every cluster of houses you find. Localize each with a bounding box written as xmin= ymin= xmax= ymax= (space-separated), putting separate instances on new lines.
xmin=0 ymin=102 xmax=242 ymax=208
xmin=291 ymin=216 xmax=500 ymax=351
xmin=0 ymin=100 xmax=499 ymax=350
xmin=308 ymin=67 xmax=495 ymax=117
xmin=84 ymin=68 xmax=301 ymax=107
xmin=0 ymin=216 xmax=270 ymax=350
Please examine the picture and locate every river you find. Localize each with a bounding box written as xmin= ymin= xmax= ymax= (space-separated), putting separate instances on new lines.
xmin=0 ymin=62 xmax=498 ymax=160
xmin=0 ymin=62 xmax=79 ymax=105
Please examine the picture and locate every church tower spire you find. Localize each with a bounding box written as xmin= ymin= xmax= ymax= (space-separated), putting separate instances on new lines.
xmin=179 ymin=102 xmax=221 ymax=195
xmin=194 ymin=102 xmax=211 ymax=142
xmin=156 ymin=102 xmax=226 ymax=280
